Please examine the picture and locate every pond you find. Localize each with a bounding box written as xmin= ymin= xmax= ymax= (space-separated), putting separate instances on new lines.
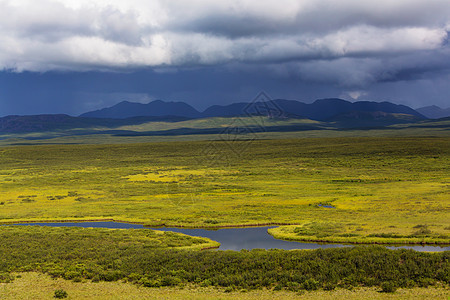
xmin=5 ymin=222 xmax=450 ymax=252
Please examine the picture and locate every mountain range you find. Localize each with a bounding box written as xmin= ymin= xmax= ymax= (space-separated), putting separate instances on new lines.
xmin=80 ymin=98 xmax=425 ymax=120
xmin=0 ymin=114 xmax=188 ymax=133
xmin=80 ymin=100 xmax=201 ymax=119
xmin=416 ymin=105 xmax=450 ymax=119
xmin=1 ymin=98 xmax=444 ymax=134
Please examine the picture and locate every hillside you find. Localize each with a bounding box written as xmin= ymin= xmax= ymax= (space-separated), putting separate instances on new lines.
xmin=80 ymin=98 xmax=426 ymax=121
xmin=80 ymin=100 xmax=201 ymax=119
xmin=327 ymin=111 xmax=424 ymax=128
xmin=417 ymin=105 xmax=450 ymax=119
xmin=0 ymin=115 xmax=188 ymax=133
xmin=0 ymin=98 xmax=436 ymax=140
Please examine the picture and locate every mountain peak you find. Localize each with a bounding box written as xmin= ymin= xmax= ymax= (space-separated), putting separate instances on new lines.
xmin=79 ymin=98 xmax=425 ymax=121
xmin=314 ymin=98 xmax=350 ymax=104
xmin=151 ymin=99 xmax=164 ymax=103
xmin=80 ymin=100 xmax=201 ymax=119
xmin=417 ymin=105 xmax=450 ymax=119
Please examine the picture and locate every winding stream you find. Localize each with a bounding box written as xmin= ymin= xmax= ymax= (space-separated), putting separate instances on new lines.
xmin=5 ymin=222 xmax=449 ymax=252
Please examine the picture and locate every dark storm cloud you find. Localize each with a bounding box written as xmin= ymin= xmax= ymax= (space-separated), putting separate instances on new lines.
xmin=167 ymin=0 xmax=450 ymax=38
xmin=1 ymin=0 xmax=448 ymax=70
xmin=0 ymin=0 xmax=449 ymax=115
xmin=0 ymin=67 xmax=346 ymax=116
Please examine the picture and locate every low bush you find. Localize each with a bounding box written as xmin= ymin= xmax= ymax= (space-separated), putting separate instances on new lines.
xmin=380 ymin=281 xmax=397 ymax=293
xmin=0 ymin=272 xmax=14 ymax=283
xmin=54 ymin=289 xmax=68 ymax=298
xmin=302 ymin=278 xmax=320 ymax=291
xmin=0 ymin=226 xmax=449 ymax=292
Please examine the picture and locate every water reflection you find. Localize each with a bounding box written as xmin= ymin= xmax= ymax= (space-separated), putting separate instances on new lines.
xmin=150 ymin=226 xmax=347 ymax=251
xmin=5 ymin=222 xmax=449 ymax=252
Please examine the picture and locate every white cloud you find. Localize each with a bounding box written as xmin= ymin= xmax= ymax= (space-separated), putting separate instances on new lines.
xmin=313 ymin=26 xmax=447 ymax=56
xmin=345 ymin=90 xmax=368 ymax=100
xmin=0 ymin=0 xmax=449 ymax=88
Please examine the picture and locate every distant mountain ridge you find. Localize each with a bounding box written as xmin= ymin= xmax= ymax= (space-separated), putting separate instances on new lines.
xmin=80 ymin=98 xmax=425 ymax=121
xmin=327 ymin=111 xmax=424 ymax=128
xmin=80 ymin=100 xmax=201 ymax=119
xmin=416 ymin=105 xmax=450 ymax=119
xmin=0 ymin=98 xmax=429 ymax=134
xmin=0 ymin=114 xmax=188 ymax=133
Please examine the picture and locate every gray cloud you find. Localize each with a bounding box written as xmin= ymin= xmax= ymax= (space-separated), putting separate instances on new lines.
xmin=0 ymin=0 xmax=449 ymax=93
xmin=167 ymin=0 xmax=450 ymax=37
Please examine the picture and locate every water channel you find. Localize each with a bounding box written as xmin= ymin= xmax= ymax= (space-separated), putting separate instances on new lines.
xmin=5 ymin=221 xmax=449 ymax=252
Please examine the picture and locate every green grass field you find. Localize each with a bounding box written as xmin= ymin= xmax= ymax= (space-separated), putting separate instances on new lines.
xmin=1 ymin=116 xmax=449 ymax=147
xmin=1 ymin=272 xmax=449 ymax=300
xmin=0 ymin=226 xmax=448 ymax=294
xmin=0 ymin=136 xmax=449 ymax=244
xmin=1 ymin=131 xmax=449 ymax=298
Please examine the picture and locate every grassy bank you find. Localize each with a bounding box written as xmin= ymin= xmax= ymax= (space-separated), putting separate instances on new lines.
xmin=269 ymin=224 xmax=450 ymax=245
xmin=1 ymin=273 xmax=449 ymax=300
xmin=0 ymin=137 xmax=449 ymax=244
xmin=0 ymin=226 xmax=448 ymax=293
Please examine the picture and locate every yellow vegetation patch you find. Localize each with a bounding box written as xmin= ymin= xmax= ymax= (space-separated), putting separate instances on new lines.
xmin=0 ymin=273 xmax=449 ymax=300
xmin=124 ymin=168 xmax=232 ymax=182
xmin=0 ymin=138 xmax=448 ymax=244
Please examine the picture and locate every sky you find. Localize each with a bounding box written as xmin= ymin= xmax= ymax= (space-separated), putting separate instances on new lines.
xmin=0 ymin=0 xmax=449 ymax=116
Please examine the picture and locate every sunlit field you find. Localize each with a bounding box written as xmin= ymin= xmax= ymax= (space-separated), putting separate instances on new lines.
xmin=0 ymin=226 xmax=448 ymax=294
xmin=1 ymin=272 xmax=449 ymax=300
xmin=0 ymin=136 xmax=449 ymax=244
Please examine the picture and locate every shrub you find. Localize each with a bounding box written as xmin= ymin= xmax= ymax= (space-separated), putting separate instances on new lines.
xmin=411 ymin=225 xmax=432 ymax=236
xmin=200 ymin=279 xmax=212 ymax=287
xmin=323 ymin=282 xmax=336 ymax=291
xmin=416 ymin=278 xmax=434 ymax=288
xmin=380 ymin=281 xmax=397 ymax=293
xmin=54 ymin=289 xmax=68 ymax=298
xmin=286 ymin=282 xmax=301 ymax=292
xmin=139 ymin=277 xmax=162 ymax=288
xmin=273 ymin=284 xmax=283 ymax=291
xmin=126 ymin=273 xmax=142 ymax=283
xmin=99 ymin=270 xmax=123 ymax=282
xmin=204 ymin=219 xmax=219 ymax=224
xmin=0 ymin=272 xmax=14 ymax=283
xmin=161 ymin=275 xmax=182 ymax=286
xmin=302 ymin=279 xmax=320 ymax=291
xmin=63 ymin=270 xmax=81 ymax=280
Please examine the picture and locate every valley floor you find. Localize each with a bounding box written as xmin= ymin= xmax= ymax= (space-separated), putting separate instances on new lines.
xmin=1 ymin=273 xmax=449 ymax=300
xmin=0 ymin=137 xmax=449 ymax=245
xmin=0 ymin=136 xmax=449 ymax=298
